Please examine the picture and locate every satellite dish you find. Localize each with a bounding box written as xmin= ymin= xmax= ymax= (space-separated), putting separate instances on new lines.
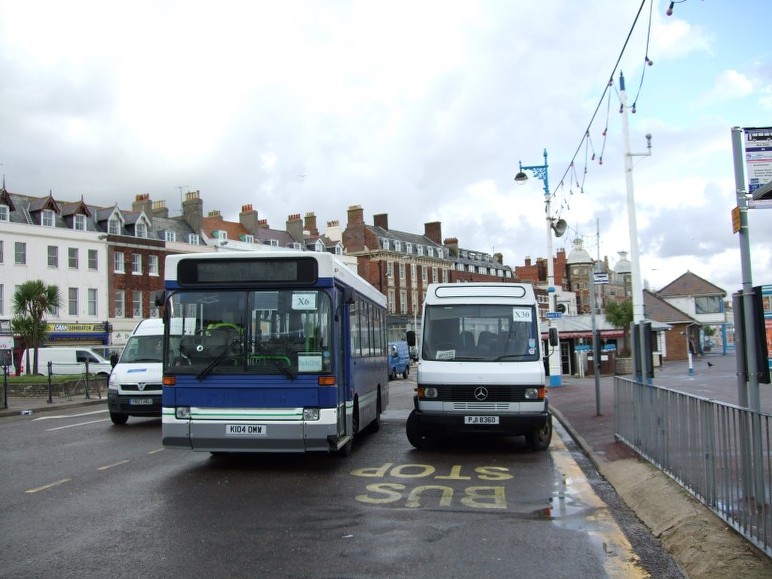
xmin=552 ymin=219 xmax=567 ymax=238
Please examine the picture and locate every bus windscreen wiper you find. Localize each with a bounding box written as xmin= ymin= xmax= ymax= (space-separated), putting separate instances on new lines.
xmin=197 ymin=338 xmax=242 ymax=381
xmin=251 ymin=339 xmax=296 ymax=380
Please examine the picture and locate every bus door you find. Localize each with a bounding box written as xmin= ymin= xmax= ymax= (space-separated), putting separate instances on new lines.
xmin=338 ymin=288 xmax=356 ymax=437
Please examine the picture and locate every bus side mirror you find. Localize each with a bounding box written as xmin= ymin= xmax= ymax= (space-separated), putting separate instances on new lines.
xmin=548 ymin=327 xmax=559 ymax=347
xmin=110 ymin=353 xmax=119 ymax=367
xmin=406 ymin=331 xmax=416 ymax=347
xmin=154 ymin=291 xmax=166 ymax=307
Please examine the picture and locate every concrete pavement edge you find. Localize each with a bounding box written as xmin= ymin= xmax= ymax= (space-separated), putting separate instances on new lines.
xmin=552 ymin=407 xmax=772 ymax=578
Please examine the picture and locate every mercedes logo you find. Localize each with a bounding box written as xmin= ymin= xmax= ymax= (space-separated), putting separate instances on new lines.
xmin=474 ymin=386 xmax=488 ymax=401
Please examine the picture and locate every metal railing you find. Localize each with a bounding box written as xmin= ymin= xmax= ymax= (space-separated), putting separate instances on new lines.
xmin=614 ymin=377 xmax=771 ymax=557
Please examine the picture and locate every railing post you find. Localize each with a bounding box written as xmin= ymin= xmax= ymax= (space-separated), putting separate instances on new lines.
xmin=84 ymin=359 xmax=91 ymax=399
xmin=47 ymin=361 xmax=53 ymax=404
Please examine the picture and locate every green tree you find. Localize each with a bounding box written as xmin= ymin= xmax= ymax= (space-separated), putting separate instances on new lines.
xmin=11 ymin=280 xmax=61 ymax=375
xmin=605 ymin=299 xmax=633 ymax=357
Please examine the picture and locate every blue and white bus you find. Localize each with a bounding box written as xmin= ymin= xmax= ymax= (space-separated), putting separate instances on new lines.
xmin=160 ymin=250 xmax=389 ymax=455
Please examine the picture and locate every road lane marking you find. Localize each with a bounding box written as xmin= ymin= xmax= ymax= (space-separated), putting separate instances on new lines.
xmin=46 ymin=418 xmax=111 ymax=431
xmin=34 ymin=409 xmax=108 ymax=421
xmin=98 ymin=460 xmax=130 ymax=471
xmin=26 ymin=479 xmax=71 ymax=494
xmin=148 ymin=448 xmax=165 ymax=455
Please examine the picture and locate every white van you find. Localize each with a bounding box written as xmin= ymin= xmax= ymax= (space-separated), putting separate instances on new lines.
xmin=107 ymin=318 xmax=166 ymax=425
xmin=407 ymin=282 xmax=558 ymax=451
xmin=20 ymin=347 xmax=112 ymax=377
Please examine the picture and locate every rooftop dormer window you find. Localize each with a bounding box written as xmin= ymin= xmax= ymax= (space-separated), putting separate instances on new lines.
xmin=74 ymin=214 xmax=86 ymax=231
xmin=41 ymin=209 xmax=55 ymax=227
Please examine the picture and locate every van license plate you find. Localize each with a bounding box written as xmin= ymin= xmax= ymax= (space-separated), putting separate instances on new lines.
xmin=226 ymin=424 xmax=267 ymax=436
xmin=129 ymin=398 xmax=153 ymax=405
xmin=465 ymin=415 xmax=499 ymax=425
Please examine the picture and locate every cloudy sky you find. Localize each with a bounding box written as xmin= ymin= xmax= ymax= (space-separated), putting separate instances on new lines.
xmin=1 ymin=0 xmax=770 ymax=295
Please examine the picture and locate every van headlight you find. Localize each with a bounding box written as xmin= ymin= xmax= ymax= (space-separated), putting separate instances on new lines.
xmin=109 ymin=373 xmax=119 ymax=388
xmin=303 ymin=408 xmax=320 ymax=421
xmin=176 ymin=406 xmax=191 ymax=419
xmin=417 ymin=387 xmax=438 ymax=399
xmin=524 ymin=388 xmax=540 ymax=400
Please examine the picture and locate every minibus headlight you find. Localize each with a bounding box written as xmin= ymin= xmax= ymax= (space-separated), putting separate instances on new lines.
xmin=417 ymin=387 xmax=438 ymax=399
xmin=176 ymin=406 xmax=191 ymax=419
xmin=303 ymin=408 xmax=320 ymax=421
xmin=524 ymin=388 xmax=539 ymax=400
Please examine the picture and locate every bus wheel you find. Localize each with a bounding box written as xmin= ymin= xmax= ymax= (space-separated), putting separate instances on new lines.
xmin=402 ymin=366 xmax=409 ymax=379
xmin=406 ymin=410 xmax=429 ymax=449
xmin=110 ymin=412 xmax=128 ymax=425
xmin=525 ymin=415 xmax=552 ymax=451
xmin=390 ymin=368 xmax=397 ymax=381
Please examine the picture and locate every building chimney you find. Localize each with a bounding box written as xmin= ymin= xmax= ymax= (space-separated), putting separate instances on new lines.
xmin=373 ymin=213 xmax=388 ymax=230
xmin=286 ymin=213 xmax=304 ymax=241
xmin=257 ymin=218 xmax=269 ymax=229
xmin=347 ymin=205 xmax=364 ymax=226
xmin=239 ymin=204 xmax=259 ymax=234
xmin=304 ymin=212 xmax=319 ymax=236
xmin=151 ymin=200 xmax=169 ymax=219
xmin=424 ymin=221 xmax=442 ymax=245
xmin=132 ymin=193 xmax=153 ymax=223
xmin=182 ymin=190 xmax=204 ymax=234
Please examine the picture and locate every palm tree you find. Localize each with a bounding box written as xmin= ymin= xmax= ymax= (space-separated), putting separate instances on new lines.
xmin=605 ymin=299 xmax=633 ymax=357
xmin=11 ymin=281 xmax=61 ymax=375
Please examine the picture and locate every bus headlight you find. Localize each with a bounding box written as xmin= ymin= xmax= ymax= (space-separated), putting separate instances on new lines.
xmin=303 ymin=408 xmax=320 ymax=421
xmin=176 ymin=406 xmax=191 ymax=419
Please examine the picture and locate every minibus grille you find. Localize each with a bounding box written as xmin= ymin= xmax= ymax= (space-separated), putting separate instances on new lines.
xmin=436 ymin=385 xmax=533 ymax=403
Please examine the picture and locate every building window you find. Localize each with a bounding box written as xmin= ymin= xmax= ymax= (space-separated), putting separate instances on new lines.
xmin=394 ymin=240 xmax=402 ymax=252
xmin=381 ymin=238 xmax=389 ymax=250
xmin=0 ymin=205 xmax=8 ymax=221
xmin=244 ymin=234 xmax=254 ymax=244
xmin=132 ymin=254 xmax=142 ymax=275
xmin=399 ymin=289 xmax=407 ymax=315
xmin=386 ymin=262 xmax=393 ymax=278
xmin=74 ymin=214 xmax=86 ymax=231
xmin=132 ymin=291 xmax=142 ymax=318
xmin=68 ymin=248 xmax=78 ymax=269
xmin=88 ymin=288 xmax=97 ymax=316
xmin=388 ymin=289 xmax=395 ymax=314
xmin=114 ymin=252 xmax=125 ymax=273
xmin=88 ymin=249 xmax=98 ymax=270
xmin=334 ymin=244 xmax=343 ymax=255
xmin=399 ymin=263 xmax=406 ymax=279
xmin=270 ymin=239 xmax=279 ymax=247
xmin=149 ymin=255 xmax=159 ymax=276
xmin=41 ymin=209 xmax=55 ymax=227
xmin=135 ymin=222 xmax=147 ymax=238
xmin=108 ymin=217 xmax=120 ymax=234
xmin=115 ymin=290 xmax=125 ymax=317
xmin=422 ymin=266 xmax=428 ymax=282
xmin=164 ymin=230 xmax=177 ymax=242
xmin=405 ymin=242 xmax=412 ymax=254
xmin=427 ymin=247 xmax=434 ymax=257
xmin=695 ymin=296 xmax=722 ymax=314
xmin=188 ymin=234 xmax=200 ymax=245
xmin=442 ymin=269 xmax=449 ymax=283
xmin=68 ymin=287 xmax=78 ymax=316
xmin=15 ymin=242 xmax=26 ymax=265
xmin=48 ymin=246 xmax=59 ymax=268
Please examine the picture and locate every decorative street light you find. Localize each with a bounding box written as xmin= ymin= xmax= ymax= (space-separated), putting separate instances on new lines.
xmin=515 ymin=148 xmax=565 ymax=387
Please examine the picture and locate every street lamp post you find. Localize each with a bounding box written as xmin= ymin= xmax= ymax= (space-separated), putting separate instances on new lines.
xmin=515 ymin=148 xmax=562 ymax=387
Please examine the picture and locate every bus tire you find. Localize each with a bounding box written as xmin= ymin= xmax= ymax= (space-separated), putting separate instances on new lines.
xmin=525 ymin=415 xmax=552 ymax=451
xmin=402 ymin=366 xmax=409 ymax=379
xmin=406 ymin=410 xmax=429 ymax=449
xmin=389 ymin=368 xmax=397 ymax=381
xmin=110 ymin=412 xmax=129 ymax=425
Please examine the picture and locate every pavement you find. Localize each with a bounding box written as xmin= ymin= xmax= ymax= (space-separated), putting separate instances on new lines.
xmin=3 ymin=353 xmax=772 ymax=577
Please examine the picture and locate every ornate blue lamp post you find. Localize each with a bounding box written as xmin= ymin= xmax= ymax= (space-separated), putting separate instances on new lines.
xmin=515 ymin=148 xmax=562 ymax=387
